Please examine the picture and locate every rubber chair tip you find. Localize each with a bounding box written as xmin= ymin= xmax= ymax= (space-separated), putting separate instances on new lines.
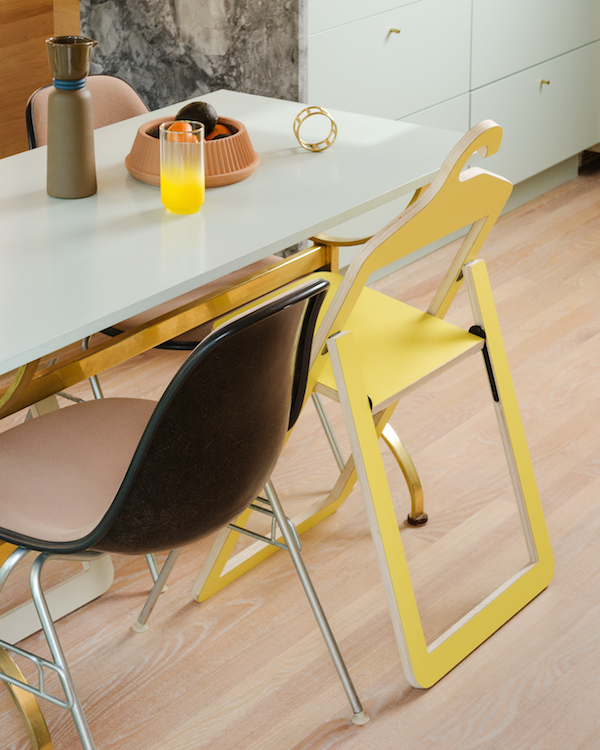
xmin=407 ymin=512 xmax=428 ymax=526
xmin=132 ymin=621 xmax=149 ymax=633
xmin=351 ymin=710 xmax=370 ymax=725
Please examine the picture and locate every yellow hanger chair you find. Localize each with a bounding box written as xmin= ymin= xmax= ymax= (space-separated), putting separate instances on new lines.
xmin=195 ymin=120 xmax=554 ymax=688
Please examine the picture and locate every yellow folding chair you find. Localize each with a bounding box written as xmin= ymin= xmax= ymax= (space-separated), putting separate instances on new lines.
xmin=308 ymin=121 xmax=553 ymax=687
xmin=193 ymin=123 xmax=553 ymax=680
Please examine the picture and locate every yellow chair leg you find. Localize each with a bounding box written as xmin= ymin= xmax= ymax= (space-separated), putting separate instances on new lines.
xmin=328 ymin=320 xmax=553 ymax=689
xmin=0 ymin=542 xmax=17 ymax=569
xmin=191 ymin=404 xmax=398 ymax=603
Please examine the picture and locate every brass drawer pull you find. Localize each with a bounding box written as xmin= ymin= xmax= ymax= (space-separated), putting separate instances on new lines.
xmin=389 ymin=28 xmax=401 ymax=34
xmin=540 ymin=79 xmax=550 ymax=85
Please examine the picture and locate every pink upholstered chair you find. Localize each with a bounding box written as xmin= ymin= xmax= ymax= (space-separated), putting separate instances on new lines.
xmin=26 ymin=74 xmax=149 ymax=148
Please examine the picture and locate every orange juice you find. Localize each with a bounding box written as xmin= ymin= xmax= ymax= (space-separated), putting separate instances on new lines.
xmin=159 ymin=121 xmax=205 ymax=214
xmin=161 ymin=168 xmax=205 ymax=214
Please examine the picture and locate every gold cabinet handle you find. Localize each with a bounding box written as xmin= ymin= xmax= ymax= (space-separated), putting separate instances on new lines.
xmin=389 ymin=28 xmax=401 ymax=34
xmin=540 ymin=79 xmax=550 ymax=85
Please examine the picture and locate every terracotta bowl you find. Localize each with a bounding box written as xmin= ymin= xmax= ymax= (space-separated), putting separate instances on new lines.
xmin=125 ymin=116 xmax=260 ymax=188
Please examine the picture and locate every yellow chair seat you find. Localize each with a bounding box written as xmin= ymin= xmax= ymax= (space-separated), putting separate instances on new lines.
xmin=313 ymin=272 xmax=484 ymax=411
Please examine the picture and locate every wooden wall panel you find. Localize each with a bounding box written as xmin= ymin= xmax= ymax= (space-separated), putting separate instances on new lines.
xmin=0 ymin=0 xmax=80 ymax=159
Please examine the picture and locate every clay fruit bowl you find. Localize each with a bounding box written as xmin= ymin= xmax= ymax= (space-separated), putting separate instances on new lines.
xmin=125 ymin=116 xmax=260 ymax=188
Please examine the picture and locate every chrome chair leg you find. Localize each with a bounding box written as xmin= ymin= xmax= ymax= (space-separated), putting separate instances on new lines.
xmin=145 ymin=553 xmax=160 ymax=583
xmin=81 ymin=337 xmax=104 ymax=400
xmin=57 ymin=391 xmax=85 ymax=404
xmin=145 ymin=553 xmax=170 ymax=595
xmin=88 ymin=376 xmax=103 ymax=400
xmin=133 ymin=550 xmax=180 ymax=632
xmin=263 ymin=480 xmax=369 ymax=725
xmin=30 ymin=553 xmax=96 ymax=750
xmin=312 ymin=393 xmax=345 ymax=472
xmin=0 ymin=548 xmax=104 ymax=750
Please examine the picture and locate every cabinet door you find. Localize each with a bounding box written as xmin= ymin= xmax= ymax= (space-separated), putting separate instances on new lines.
xmin=309 ymin=0 xmax=422 ymax=35
xmin=472 ymin=0 xmax=600 ymax=88
xmin=402 ymin=94 xmax=470 ymax=133
xmin=470 ymin=42 xmax=600 ymax=184
xmin=308 ymin=0 xmax=471 ymax=121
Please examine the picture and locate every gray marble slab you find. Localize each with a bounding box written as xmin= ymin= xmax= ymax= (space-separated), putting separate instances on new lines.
xmin=81 ymin=0 xmax=306 ymax=111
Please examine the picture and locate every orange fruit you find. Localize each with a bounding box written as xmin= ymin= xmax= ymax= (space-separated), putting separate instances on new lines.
xmin=206 ymin=123 xmax=233 ymax=140
xmin=169 ymin=122 xmax=193 ymax=132
xmin=166 ymin=121 xmax=198 ymax=143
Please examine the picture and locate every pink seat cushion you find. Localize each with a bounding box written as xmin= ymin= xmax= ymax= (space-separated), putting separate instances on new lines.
xmin=0 ymin=399 xmax=156 ymax=544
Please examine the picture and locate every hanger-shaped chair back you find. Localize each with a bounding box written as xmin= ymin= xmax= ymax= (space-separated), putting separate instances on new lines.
xmin=310 ymin=120 xmax=512 ymax=371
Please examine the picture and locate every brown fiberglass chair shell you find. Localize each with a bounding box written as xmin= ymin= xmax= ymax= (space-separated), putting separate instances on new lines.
xmin=0 ymin=279 xmax=368 ymax=750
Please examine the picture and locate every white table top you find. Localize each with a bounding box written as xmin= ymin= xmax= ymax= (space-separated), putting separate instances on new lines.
xmin=0 ymin=90 xmax=461 ymax=375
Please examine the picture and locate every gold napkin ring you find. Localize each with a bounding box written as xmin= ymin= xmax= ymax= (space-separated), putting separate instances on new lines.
xmin=293 ymin=106 xmax=338 ymax=152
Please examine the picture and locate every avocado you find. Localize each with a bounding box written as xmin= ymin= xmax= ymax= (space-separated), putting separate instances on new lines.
xmin=175 ymin=101 xmax=218 ymax=136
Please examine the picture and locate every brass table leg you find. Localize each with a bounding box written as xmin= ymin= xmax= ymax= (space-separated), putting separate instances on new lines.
xmin=0 ymin=647 xmax=53 ymax=749
xmin=381 ymin=422 xmax=427 ymax=525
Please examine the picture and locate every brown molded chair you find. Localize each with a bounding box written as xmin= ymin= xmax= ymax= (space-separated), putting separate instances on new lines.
xmin=0 ymin=279 xmax=368 ymax=750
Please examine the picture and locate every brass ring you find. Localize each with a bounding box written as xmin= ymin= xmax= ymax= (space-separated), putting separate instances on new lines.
xmin=293 ymin=107 xmax=338 ymax=152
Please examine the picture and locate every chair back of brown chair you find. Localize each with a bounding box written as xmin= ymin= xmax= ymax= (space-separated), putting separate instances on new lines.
xmin=93 ymin=279 xmax=329 ymax=555
xmin=26 ymin=75 xmax=149 ymax=148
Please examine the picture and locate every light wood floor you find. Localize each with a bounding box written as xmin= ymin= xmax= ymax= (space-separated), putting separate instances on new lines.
xmin=3 ymin=158 xmax=600 ymax=750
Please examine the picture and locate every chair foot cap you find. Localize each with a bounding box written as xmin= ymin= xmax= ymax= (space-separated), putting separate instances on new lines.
xmin=407 ymin=512 xmax=428 ymax=526
xmin=351 ymin=710 xmax=370 ymax=725
xmin=132 ymin=621 xmax=149 ymax=633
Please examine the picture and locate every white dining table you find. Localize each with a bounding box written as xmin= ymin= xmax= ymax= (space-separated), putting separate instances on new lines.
xmin=0 ymin=90 xmax=463 ymax=642
xmin=0 ymin=89 xmax=462 ymax=376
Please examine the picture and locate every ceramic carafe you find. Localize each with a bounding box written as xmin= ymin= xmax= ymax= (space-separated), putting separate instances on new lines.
xmin=45 ymin=36 xmax=98 ymax=199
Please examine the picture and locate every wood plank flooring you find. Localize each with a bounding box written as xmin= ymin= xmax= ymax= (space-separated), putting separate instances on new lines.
xmin=2 ymin=158 xmax=600 ymax=749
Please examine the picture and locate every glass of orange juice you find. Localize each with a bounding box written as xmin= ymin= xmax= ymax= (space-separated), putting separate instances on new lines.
xmin=159 ymin=120 xmax=205 ymax=214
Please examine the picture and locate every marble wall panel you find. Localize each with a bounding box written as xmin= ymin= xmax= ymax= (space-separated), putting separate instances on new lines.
xmin=80 ymin=0 xmax=306 ymax=111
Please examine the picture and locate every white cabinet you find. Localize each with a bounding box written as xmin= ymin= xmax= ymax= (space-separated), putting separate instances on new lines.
xmin=402 ymin=94 xmax=470 ymax=133
xmin=470 ymin=42 xmax=600 ymax=184
xmin=471 ymin=0 xmax=600 ymax=88
xmin=308 ymin=0 xmax=600 ymax=190
xmin=309 ymin=0 xmax=422 ymax=35
xmin=308 ymin=0 xmax=471 ymax=121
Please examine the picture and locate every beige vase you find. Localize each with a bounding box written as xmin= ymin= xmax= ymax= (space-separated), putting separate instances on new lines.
xmin=45 ymin=36 xmax=98 ymax=199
